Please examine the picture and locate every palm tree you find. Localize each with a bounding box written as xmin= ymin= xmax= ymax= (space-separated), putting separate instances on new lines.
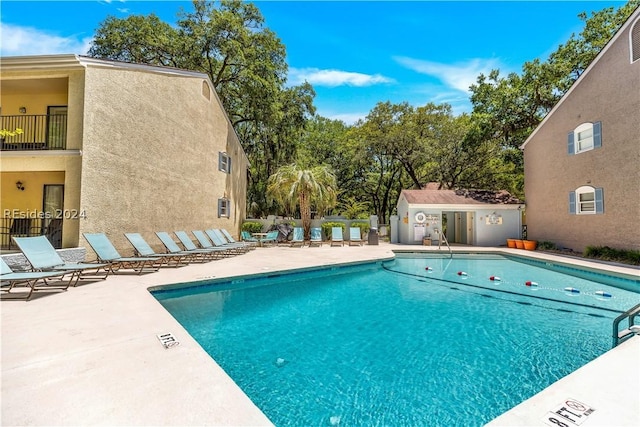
xmin=267 ymin=164 xmax=338 ymax=239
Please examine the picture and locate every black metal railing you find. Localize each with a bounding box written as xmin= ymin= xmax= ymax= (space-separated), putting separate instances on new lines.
xmin=1 ymin=114 xmax=67 ymax=150
xmin=0 ymin=216 xmax=63 ymax=249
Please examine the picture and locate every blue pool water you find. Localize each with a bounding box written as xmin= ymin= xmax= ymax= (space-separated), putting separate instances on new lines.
xmin=152 ymin=254 xmax=639 ymax=426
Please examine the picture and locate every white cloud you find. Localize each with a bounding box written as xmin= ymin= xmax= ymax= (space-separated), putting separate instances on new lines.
xmin=320 ymin=111 xmax=368 ymax=126
xmin=289 ymin=67 xmax=394 ymax=87
xmin=0 ymin=23 xmax=93 ymax=56
xmin=394 ymin=56 xmax=502 ymax=93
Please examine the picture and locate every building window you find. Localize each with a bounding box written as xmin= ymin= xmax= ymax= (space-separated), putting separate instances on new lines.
xmin=218 ymin=198 xmax=230 ymax=218
xmin=218 ymin=152 xmax=232 ymax=174
xmin=569 ymin=186 xmax=604 ymax=215
xmin=631 ymin=17 xmax=640 ymax=62
xmin=568 ymin=122 xmax=601 ymax=154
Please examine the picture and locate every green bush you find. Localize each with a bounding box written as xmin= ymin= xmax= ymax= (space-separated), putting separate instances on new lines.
xmin=321 ymin=222 xmax=345 ymax=240
xmin=350 ymin=221 xmax=371 ymax=236
xmin=584 ymin=246 xmax=640 ymax=265
xmin=537 ymin=241 xmax=557 ymax=251
xmin=241 ymin=221 xmax=263 ymax=233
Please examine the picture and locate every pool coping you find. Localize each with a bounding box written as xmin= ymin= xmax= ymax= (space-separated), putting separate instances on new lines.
xmin=1 ymin=243 xmax=638 ymax=425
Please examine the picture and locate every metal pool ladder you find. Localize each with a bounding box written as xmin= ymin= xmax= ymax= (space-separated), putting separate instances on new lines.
xmin=612 ymin=303 xmax=640 ymax=347
xmin=435 ymin=229 xmax=452 ymax=258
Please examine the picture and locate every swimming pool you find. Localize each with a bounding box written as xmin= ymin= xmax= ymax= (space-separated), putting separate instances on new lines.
xmin=152 ymin=254 xmax=639 ymax=426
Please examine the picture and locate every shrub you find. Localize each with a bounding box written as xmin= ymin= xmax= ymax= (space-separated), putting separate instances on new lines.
xmin=321 ymin=222 xmax=345 ymax=239
xmin=584 ymin=246 xmax=640 ymax=265
xmin=537 ymin=241 xmax=557 ymax=251
xmin=241 ymin=221 xmax=263 ymax=233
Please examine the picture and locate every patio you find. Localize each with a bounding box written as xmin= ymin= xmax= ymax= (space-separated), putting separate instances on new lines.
xmin=1 ymin=243 xmax=638 ymax=426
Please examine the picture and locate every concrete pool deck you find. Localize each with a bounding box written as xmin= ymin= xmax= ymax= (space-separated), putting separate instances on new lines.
xmin=1 ymin=243 xmax=638 ymax=426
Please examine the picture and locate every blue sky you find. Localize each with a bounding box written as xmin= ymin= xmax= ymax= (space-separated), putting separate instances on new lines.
xmin=0 ymin=1 xmax=626 ymax=123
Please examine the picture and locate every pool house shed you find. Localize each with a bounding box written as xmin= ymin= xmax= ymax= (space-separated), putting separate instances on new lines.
xmin=395 ymin=186 xmax=524 ymax=246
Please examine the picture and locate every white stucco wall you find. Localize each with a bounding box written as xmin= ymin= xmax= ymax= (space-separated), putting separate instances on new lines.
xmin=396 ymin=194 xmax=522 ymax=246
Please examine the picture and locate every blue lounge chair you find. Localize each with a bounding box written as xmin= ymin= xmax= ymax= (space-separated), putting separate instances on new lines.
xmin=349 ymin=227 xmax=364 ymax=246
xmin=83 ymin=233 xmax=160 ymax=274
xmin=290 ymin=227 xmax=304 ymax=247
xmin=192 ymin=230 xmax=239 ymax=256
xmin=155 ymin=231 xmax=217 ymax=263
xmin=1 ymin=257 xmax=70 ymax=300
xmin=241 ymin=231 xmax=260 ymax=246
xmin=309 ymin=227 xmax=322 ymax=247
xmin=330 ymin=227 xmax=344 ymax=247
xmin=222 ymin=228 xmax=257 ymax=249
xmin=12 ymin=235 xmax=109 ymax=286
xmin=174 ymin=231 xmax=230 ymax=258
xmin=259 ymin=230 xmax=279 ymax=247
xmin=124 ymin=233 xmax=189 ymax=267
xmin=203 ymin=229 xmax=247 ymax=254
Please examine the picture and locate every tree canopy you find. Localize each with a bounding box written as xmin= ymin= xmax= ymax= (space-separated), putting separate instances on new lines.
xmin=87 ymin=0 xmax=639 ymax=223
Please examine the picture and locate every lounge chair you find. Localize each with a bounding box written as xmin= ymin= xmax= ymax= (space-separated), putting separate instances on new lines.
xmin=1 ymin=257 xmax=70 ymax=300
xmin=124 ymin=233 xmax=189 ymax=267
xmin=83 ymin=233 xmax=160 ymax=274
xmin=174 ymin=231 xmax=230 ymax=258
xmin=259 ymin=230 xmax=279 ymax=247
xmin=155 ymin=231 xmax=218 ymax=263
xmin=12 ymin=235 xmax=109 ymax=286
xmin=241 ymin=231 xmax=259 ymax=244
xmin=193 ymin=230 xmax=240 ymax=256
xmin=309 ymin=227 xmax=322 ymax=247
xmin=290 ymin=227 xmax=305 ymax=247
xmin=206 ymin=229 xmax=249 ymax=253
xmin=221 ymin=229 xmax=256 ymax=250
xmin=330 ymin=227 xmax=344 ymax=247
xmin=349 ymin=227 xmax=364 ymax=246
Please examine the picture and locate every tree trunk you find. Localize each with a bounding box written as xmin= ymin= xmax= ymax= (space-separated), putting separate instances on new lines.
xmin=299 ymin=192 xmax=311 ymax=240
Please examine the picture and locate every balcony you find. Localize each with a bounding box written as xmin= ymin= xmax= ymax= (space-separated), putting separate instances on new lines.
xmin=1 ymin=216 xmax=63 ymax=250
xmin=1 ymin=114 xmax=67 ymax=151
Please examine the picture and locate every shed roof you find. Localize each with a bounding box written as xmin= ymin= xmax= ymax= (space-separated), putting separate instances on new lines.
xmin=401 ymin=188 xmax=523 ymax=205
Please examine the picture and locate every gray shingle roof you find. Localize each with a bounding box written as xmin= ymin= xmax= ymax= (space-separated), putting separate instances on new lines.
xmin=401 ymin=188 xmax=522 ymax=205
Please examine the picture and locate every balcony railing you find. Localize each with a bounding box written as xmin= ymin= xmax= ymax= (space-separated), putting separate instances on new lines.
xmin=1 ymin=114 xmax=67 ymax=151
xmin=1 ymin=216 xmax=63 ymax=249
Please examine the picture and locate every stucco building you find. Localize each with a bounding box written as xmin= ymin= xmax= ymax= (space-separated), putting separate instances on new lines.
xmin=1 ymin=55 xmax=248 ymax=255
xmin=521 ymin=8 xmax=640 ymax=252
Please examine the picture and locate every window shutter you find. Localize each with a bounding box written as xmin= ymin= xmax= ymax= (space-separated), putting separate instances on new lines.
xmin=569 ymin=191 xmax=576 ymax=214
xmin=593 ymin=121 xmax=602 ymax=149
xmin=567 ymin=131 xmax=575 ymax=155
xmin=595 ymin=188 xmax=604 ymax=213
xmin=218 ymin=198 xmax=224 ymax=217
xmin=218 ymin=152 xmax=224 ymax=172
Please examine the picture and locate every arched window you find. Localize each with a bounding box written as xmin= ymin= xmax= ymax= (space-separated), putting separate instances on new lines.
xmin=569 ymin=186 xmax=604 ymax=215
xmin=631 ymin=17 xmax=640 ymax=62
xmin=567 ymin=122 xmax=601 ymax=154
